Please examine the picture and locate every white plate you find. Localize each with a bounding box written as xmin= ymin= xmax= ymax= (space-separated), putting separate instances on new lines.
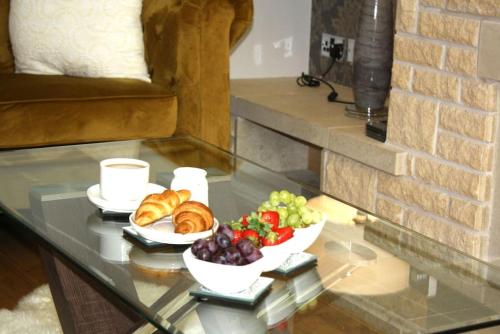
xmin=86 ymin=183 xmax=166 ymax=213
xmin=129 ymin=212 xmax=219 ymax=244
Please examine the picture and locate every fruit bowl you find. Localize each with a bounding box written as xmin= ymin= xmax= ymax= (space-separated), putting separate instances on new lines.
xmin=289 ymin=215 xmax=326 ymax=254
xmin=183 ymin=248 xmax=265 ymax=294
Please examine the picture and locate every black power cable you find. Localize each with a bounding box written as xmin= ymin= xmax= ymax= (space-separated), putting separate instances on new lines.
xmin=320 ymin=54 xmax=336 ymax=78
xmin=296 ymin=41 xmax=354 ymax=105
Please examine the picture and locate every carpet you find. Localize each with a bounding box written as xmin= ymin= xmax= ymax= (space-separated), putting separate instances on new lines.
xmin=0 ymin=284 xmax=62 ymax=333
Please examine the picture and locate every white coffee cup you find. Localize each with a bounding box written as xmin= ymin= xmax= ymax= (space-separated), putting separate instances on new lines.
xmin=100 ymin=158 xmax=150 ymax=202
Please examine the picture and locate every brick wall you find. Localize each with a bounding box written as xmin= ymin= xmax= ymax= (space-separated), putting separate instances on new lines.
xmin=323 ymin=0 xmax=500 ymax=259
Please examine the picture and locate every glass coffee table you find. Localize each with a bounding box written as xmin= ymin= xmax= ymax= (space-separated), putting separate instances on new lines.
xmin=1 ymin=136 xmax=500 ymax=333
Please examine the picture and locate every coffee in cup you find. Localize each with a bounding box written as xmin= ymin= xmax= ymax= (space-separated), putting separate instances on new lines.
xmin=100 ymin=158 xmax=150 ymax=202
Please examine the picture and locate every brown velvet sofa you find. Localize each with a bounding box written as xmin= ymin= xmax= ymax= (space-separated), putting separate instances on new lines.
xmin=0 ymin=0 xmax=253 ymax=150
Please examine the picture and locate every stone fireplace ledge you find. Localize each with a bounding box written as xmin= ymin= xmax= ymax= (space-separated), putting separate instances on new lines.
xmin=230 ymin=77 xmax=407 ymax=176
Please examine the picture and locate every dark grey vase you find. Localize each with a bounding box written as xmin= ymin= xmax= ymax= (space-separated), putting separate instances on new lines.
xmin=350 ymin=0 xmax=394 ymax=118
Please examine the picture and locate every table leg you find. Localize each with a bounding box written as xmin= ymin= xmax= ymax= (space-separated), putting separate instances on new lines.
xmin=39 ymin=246 xmax=145 ymax=334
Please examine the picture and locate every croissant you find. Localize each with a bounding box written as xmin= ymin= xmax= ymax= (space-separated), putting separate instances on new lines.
xmin=172 ymin=201 xmax=214 ymax=234
xmin=134 ymin=189 xmax=191 ymax=226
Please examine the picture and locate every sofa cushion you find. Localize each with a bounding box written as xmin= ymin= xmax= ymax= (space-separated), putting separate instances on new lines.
xmin=0 ymin=0 xmax=13 ymax=73
xmin=9 ymin=0 xmax=150 ymax=82
xmin=0 ymin=74 xmax=177 ymax=148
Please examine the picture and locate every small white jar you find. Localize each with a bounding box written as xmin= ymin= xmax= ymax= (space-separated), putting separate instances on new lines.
xmin=170 ymin=167 xmax=209 ymax=206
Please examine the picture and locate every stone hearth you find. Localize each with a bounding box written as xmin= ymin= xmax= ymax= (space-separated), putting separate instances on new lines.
xmin=324 ymin=0 xmax=500 ymax=260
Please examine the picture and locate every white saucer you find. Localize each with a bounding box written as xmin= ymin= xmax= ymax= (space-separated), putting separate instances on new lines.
xmin=86 ymin=183 xmax=166 ymax=213
xmin=129 ymin=212 xmax=218 ymax=244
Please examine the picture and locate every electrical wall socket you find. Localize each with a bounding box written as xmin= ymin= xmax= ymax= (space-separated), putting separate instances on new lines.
xmin=321 ymin=32 xmax=349 ymax=62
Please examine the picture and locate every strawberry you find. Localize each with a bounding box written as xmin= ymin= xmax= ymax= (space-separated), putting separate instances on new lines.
xmin=227 ymin=214 xmax=249 ymax=231
xmin=231 ymin=230 xmax=243 ymax=246
xmin=241 ymin=215 xmax=248 ymax=227
xmin=275 ymin=319 xmax=288 ymax=332
xmin=260 ymin=211 xmax=279 ymax=231
xmin=261 ymin=232 xmax=278 ymax=246
xmin=247 ymin=216 xmax=272 ymax=237
xmin=261 ymin=227 xmax=294 ymax=246
xmin=276 ymin=227 xmax=294 ymax=244
xmin=242 ymin=229 xmax=260 ymax=246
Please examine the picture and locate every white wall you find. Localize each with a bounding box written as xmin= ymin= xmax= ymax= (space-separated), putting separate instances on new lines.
xmin=230 ymin=0 xmax=312 ymax=79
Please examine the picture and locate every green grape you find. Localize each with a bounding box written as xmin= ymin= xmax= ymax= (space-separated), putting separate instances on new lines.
xmin=287 ymin=213 xmax=301 ymax=228
xmin=270 ymin=198 xmax=280 ymax=207
xmin=301 ymin=211 xmax=313 ymax=225
xmin=295 ymin=196 xmax=307 ymax=207
xmin=279 ymin=190 xmax=291 ymax=204
xmin=287 ymin=203 xmax=298 ymax=214
xmin=277 ymin=206 xmax=289 ymax=220
xmin=261 ymin=200 xmax=273 ymax=210
xmin=269 ymin=191 xmax=280 ymax=204
xmin=277 ymin=208 xmax=288 ymax=226
xmin=257 ymin=206 xmax=265 ymax=212
xmin=298 ymin=206 xmax=310 ymax=217
xmin=289 ymin=194 xmax=296 ymax=204
xmin=311 ymin=210 xmax=322 ymax=224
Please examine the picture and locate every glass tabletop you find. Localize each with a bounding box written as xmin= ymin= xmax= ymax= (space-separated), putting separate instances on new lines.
xmin=1 ymin=136 xmax=500 ymax=334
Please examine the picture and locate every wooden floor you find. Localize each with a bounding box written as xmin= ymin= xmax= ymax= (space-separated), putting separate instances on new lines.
xmin=0 ymin=215 xmax=48 ymax=310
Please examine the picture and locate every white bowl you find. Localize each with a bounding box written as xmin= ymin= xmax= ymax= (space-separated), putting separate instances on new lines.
xmin=183 ymin=248 xmax=265 ymax=294
xmin=259 ymin=237 xmax=295 ymax=272
xmin=290 ymin=218 xmax=326 ymax=254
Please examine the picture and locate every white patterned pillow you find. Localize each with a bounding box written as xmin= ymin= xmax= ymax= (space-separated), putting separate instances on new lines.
xmin=9 ymin=0 xmax=150 ymax=82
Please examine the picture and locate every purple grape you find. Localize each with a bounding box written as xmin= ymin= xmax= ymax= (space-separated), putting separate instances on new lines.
xmin=218 ymin=224 xmax=234 ymax=240
xmin=245 ymin=248 xmax=263 ymax=263
xmin=197 ymin=249 xmax=211 ymax=262
xmin=236 ymin=257 xmax=248 ymax=266
xmin=207 ymin=240 xmax=218 ymax=254
xmin=213 ymin=257 xmax=227 ymax=265
xmin=212 ymin=251 xmax=228 ymax=264
xmin=237 ymin=238 xmax=255 ymax=256
xmin=191 ymin=239 xmax=208 ymax=255
xmin=215 ymin=233 xmax=231 ymax=249
xmin=224 ymin=247 xmax=243 ymax=265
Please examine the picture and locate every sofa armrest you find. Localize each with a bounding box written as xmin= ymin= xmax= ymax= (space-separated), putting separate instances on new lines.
xmin=142 ymin=0 xmax=253 ymax=149
xmin=230 ymin=0 xmax=254 ymax=49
